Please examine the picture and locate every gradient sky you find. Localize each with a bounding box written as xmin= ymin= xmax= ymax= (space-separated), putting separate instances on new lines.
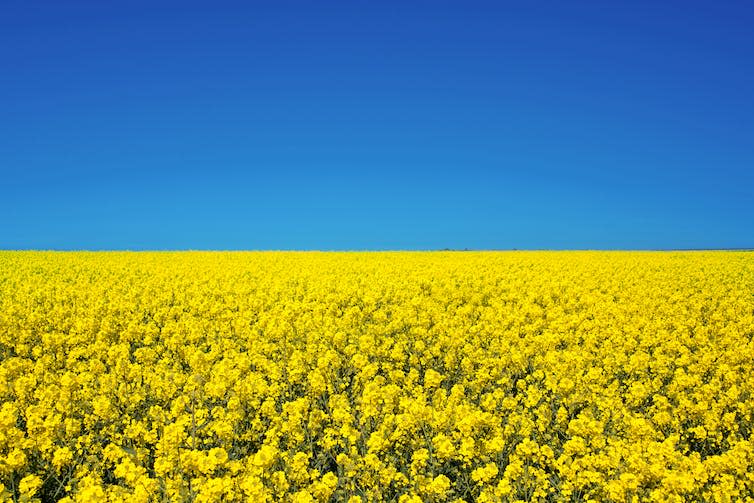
xmin=2 ymin=0 xmax=752 ymax=250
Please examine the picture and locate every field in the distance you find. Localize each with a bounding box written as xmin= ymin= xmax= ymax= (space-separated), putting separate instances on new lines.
xmin=1 ymin=251 xmax=753 ymax=502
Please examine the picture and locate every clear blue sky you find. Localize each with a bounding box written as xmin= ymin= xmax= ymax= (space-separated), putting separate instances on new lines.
xmin=2 ymin=0 xmax=752 ymax=250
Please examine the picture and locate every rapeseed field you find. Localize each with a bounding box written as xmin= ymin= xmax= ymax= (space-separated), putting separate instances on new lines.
xmin=0 ymin=251 xmax=752 ymax=502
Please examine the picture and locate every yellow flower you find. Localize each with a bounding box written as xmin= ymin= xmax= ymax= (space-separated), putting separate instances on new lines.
xmin=472 ymin=462 xmax=499 ymax=484
xmin=19 ymin=474 xmax=42 ymax=502
xmin=425 ymin=474 xmax=452 ymax=496
xmin=432 ymin=433 xmax=455 ymax=460
xmin=52 ymin=446 xmax=74 ymax=471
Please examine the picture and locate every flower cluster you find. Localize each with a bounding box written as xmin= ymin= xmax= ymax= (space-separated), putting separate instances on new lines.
xmin=0 ymin=251 xmax=753 ymax=502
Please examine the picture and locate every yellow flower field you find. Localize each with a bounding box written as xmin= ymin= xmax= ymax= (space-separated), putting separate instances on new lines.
xmin=1 ymin=251 xmax=753 ymax=502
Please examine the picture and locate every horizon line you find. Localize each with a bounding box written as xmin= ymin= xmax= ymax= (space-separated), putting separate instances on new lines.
xmin=1 ymin=248 xmax=752 ymax=252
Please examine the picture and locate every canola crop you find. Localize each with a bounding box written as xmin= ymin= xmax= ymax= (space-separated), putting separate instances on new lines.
xmin=1 ymin=251 xmax=753 ymax=502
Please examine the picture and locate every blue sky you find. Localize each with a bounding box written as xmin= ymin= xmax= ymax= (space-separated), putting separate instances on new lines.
xmin=2 ymin=0 xmax=752 ymax=250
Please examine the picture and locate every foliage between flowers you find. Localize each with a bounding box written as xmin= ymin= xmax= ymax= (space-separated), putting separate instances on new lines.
xmin=1 ymin=251 xmax=753 ymax=502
